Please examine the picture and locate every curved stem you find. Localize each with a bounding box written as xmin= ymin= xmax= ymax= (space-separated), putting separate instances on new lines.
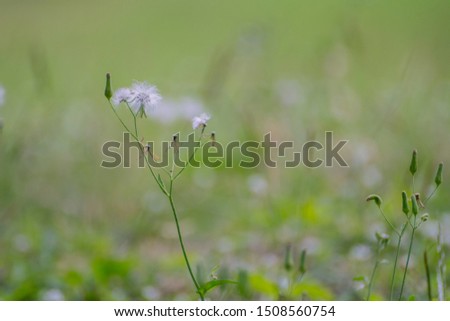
xmin=399 ymin=215 xmax=417 ymax=300
xmin=107 ymin=101 xmax=137 ymax=140
xmin=379 ymin=207 xmax=399 ymax=236
xmin=424 ymin=186 xmax=438 ymax=205
xmin=168 ymin=191 xmax=204 ymax=301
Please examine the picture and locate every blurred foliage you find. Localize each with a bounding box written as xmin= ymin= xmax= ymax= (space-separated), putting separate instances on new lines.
xmin=0 ymin=0 xmax=449 ymax=300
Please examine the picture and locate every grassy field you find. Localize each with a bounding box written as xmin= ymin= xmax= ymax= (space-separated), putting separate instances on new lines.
xmin=0 ymin=0 xmax=450 ymax=300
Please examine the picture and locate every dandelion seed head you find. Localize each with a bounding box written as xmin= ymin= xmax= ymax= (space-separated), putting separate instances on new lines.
xmin=128 ymin=81 xmax=162 ymax=117
xmin=192 ymin=113 xmax=210 ymax=129
xmin=111 ymin=81 xmax=161 ymax=117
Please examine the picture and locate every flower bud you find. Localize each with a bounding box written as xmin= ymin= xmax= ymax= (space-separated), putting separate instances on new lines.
xmin=211 ymin=132 xmax=216 ymax=147
xmin=284 ymin=244 xmax=293 ymax=271
xmin=366 ymin=194 xmax=382 ymax=207
xmin=401 ymin=191 xmax=409 ymax=216
xmin=104 ymin=73 xmax=112 ymax=100
xmin=171 ymin=133 xmax=179 ymax=152
xmin=435 ymin=163 xmax=443 ymax=187
xmin=411 ymin=194 xmax=418 ymax=216
xmin=299 ymin=249 xmax=307 ymax=274
xmin=409 ymin=150 xmax=418 ymax=176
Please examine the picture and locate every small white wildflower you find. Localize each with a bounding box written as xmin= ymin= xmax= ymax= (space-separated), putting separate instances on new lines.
xmin=0 ymin=85 xmax=5 ymax=107
xmin=192 ymin=113 xmax=210 ymax=129
xmin=111 ymin=81 xmax=162 ymax=118
xmin=111 ymin=87 xmax=131 ymax=106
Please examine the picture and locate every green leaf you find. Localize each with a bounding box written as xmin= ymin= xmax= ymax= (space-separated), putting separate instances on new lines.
xmin=197 ymin=279 xmax=238 ymax=296
xmin=292 ymin=281 xmax=334 ymax=300
xmin=353 ymin=276 xmax=367 ymax=284
xmin=249 ymin=274 xmax=279 ymax=298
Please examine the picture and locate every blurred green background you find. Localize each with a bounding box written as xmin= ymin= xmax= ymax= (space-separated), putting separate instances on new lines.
xmin=0 ymin=0 xmax=449 ymax=300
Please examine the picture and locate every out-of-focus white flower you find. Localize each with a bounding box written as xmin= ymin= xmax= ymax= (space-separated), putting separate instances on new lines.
xmin=40 ymin=289 xmax=64 ymax=301
xmin=112 ymin=81 xmax=161 ymax=117
xmin=142 ymin=286 xmax=161 ymax=300
xmin=275 ymin=79 xmax=304 ymax=107
xmin=0 ymin=85 xmax=5 ymax=107
xmin=192 ymin=113 xmax=210 ymax=129
xmin=154 ymin=97 xmax=205 ymax=124
xmin=247 ymin=174 xmax=268 ymax=196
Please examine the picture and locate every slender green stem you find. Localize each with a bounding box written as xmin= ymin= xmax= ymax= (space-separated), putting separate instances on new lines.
xmin=108 ymin=100 xmax=167 ymax=195
xmin=424 ymin=186 xmax=438 ymax=205
xmin=399 ymin=215 xmax=417 ymax=300
xmin=173 ymin=128 xmax=205 ymax=182
xmin=168 ymin=191 xmax=204 ymax=301
xmin=389 ymin=222 xmax=407 ymax=300
xmin=107 ymin=101 xmax=137 ymax=140
xmin=424 ymin=250 xmax=432 ymax=301
xmin=107 ymin=99 xmax=204 ymax=300
xmin=367 ymin=260 xmax=379 ymax=301
xmin=125 ymin=102 xmax=139 ymax=139
xmin=378 ymin=207 xmax=399 ymax=236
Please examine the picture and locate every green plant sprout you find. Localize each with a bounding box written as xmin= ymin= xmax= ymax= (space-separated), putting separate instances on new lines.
xmin=104 ymin=73 xmax=235 ymax=300
xmin=366 ymin=150 xmax=443 ymax=300
xmin=282 ymin=244 xmax=307 ymax=299
xmin=365 ymin=232 xmax=389 ymax=300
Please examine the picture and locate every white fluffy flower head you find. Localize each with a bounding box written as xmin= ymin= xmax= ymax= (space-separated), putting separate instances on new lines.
xmin=112 ymin=81 xmax=161 ymax=117
xmin=192 ymin=113 xmax=210 ymax=129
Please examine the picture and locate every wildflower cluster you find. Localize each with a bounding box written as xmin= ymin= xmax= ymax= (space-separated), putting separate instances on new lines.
xmin=366 ymin=150 xmax=444 ymax=300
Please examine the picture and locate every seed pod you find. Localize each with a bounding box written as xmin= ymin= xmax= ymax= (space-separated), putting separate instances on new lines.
xmin=104 ymin=73 xmax=112 ymax=100
xmin=366 ymin=194 xmax=382 ymax=208
xmin=401 ymin=191 xmax=409 ymax=216
xmin=409 ymin=150 xmax=418 ymax=176
xmin=411 ymin=194 xmax=419 ymax=216
xmin=435 ymin=163 xmax=443 ymax=187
